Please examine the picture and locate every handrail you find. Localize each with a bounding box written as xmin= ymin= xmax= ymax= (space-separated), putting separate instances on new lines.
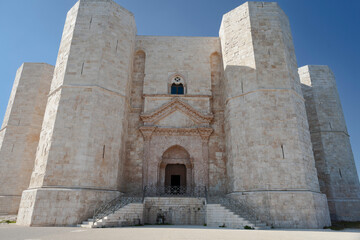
xmin=143 ymin=185 xmax=207 ymax=198
xmin=92 ymin=195 xmax=142 ymax=225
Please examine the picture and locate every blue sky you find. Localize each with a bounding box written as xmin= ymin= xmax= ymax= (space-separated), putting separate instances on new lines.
xmin=0 ymin=0 xmax=359 ymax=178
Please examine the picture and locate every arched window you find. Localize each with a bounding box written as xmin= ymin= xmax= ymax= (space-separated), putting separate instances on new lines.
xmin=171 ymin=83 xmax=184 ymax=94
xmin=169 ymin=75 xmax=185 ymax=95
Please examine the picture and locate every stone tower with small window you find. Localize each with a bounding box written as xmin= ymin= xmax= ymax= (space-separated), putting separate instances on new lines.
xmin=0 ymin=0 xmax=359 ymax=228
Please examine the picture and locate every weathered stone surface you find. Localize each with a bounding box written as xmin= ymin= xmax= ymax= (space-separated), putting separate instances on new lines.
xmin=299 ymin=65 xmax=360 ymax=221
xmin=219 ymin=2 xmax=330 ymax=228
xmin=0 ymin=63 xmax=54 ymax=214
xmin=0 ymin=0 xmax=357 ymax=228
xmin=16 ymin=0 xmax=136 ymax=225
xmin=144 ymin=197 xmax=205 ymax=225
xmin=17 ymin=188 xmax=119 ymax=226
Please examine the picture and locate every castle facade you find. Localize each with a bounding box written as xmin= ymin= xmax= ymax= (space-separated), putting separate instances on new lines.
xmin=0 ymin=0 xmax=359 ymax=228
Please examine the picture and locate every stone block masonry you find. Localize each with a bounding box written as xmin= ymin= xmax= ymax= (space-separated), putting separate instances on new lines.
xmin=144 ymin=197 xmax=206 ymax=225
xmin=17 ymin=0 xmax=136 ymax=226
xmin=0 ymin=0 xmax=357 ymax=228
xmin=219 ymin=2 xmax=330 ymax=228
xmin=0 ymin=63 xmax=54 ymax=214
xmin=299 ymin=65 xmax=360 ymax=221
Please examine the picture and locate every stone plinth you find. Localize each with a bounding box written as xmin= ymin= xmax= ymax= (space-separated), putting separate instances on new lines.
xmin=17 ymin=188 xmax=119 ymax=226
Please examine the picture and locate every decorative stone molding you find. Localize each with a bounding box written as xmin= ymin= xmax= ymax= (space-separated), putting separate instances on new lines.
xmin=140 ymin=98 xmax=213 ymax=125
xmin=154 ymin=127 xmax=198 ymax=136
xmin=141 ymin=127 xmax=213 ymax=139
xmin=168 ymin=73 xmax=187 ymax=94
xmin=198 ymin=127 xmax=214 ymax=143
xmin=139 ymin=126 xmax=156 ymax=141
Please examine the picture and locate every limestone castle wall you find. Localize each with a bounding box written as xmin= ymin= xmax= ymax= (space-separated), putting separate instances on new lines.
xmin=0 ymin=63 xmax=54 ymax=214
xmin=220 ymin=2 xmax=330 ymax=228
xmin=123 ymin=36 xmax=226 ymax=194
xmin=0 ymin=0 xmax=357 ymax=228
xmin=299 ymin=65 xmax=360 ymax=221
xmin=17 ymin=0 xmax=136 ymax=226
xmin=138 ymin=36 xmax=220 ymax=114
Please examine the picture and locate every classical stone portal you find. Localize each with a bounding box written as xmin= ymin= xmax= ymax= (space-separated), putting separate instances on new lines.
xmin=0 ymin=0 xmax=359 ymax=228
xmin=161 ymin=146 xmax=191 ymax=189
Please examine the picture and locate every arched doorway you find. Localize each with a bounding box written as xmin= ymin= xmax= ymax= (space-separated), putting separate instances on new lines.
xmin=159 ymin=145 xmax=193 ymax=191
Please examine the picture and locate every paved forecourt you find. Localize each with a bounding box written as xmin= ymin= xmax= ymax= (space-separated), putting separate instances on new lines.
xmin=0 ymin=224 xmax=359 ymax=240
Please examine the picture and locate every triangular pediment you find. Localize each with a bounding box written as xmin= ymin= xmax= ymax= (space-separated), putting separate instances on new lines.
xmin=156 ymin=110 xmax=196 ymax=128
xmin=140 ymin=98 xmax=213 ymax=126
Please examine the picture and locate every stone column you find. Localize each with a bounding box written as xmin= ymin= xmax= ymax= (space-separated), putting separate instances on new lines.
xmin=0 ymin=63 xmax=53 ymax=214
xmin=139 ymin=126 xmax=156 ymax=188
xmin=198 ymin=127 xmax=213 ymax=188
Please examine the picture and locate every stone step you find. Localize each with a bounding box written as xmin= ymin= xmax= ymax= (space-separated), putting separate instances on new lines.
xmin=206 ymin=201 xmax=268 ymax=229
xmin=78 ymin=224 xmax=93 ymax=228
xmin=107 ymin=212 xmax=143 ymax=217
xmin=78 ymin=198 xmax=268 ymax=229
xmin=208 ymin=222 xmax=254 ymax=229
xmin=105 ymin=214 xmax=142 ymax=219
xmin=207 ymin=218 xmax=251 ymax=223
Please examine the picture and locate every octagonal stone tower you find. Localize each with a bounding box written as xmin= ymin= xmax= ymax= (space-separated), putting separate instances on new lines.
xmin=299 ymin=65 xmax=360 ymax=221
xmin=0 ymin=63 xmax=54 ymax=215
xmin=219 ymin=2 xmax=331 ymax=228
xmin=17 ymin=0 xmax=136 ymax=226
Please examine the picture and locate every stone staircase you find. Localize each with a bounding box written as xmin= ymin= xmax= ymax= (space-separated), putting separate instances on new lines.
xmin=78 ymin=203 xmax=143 ymax=228
xmin=206 ymin=204 xmax=268 ymax=229
xmin=207 ymin=196 xmax=270 ymax=229
xmin=78 ymin=195 xmax=269 ymax=229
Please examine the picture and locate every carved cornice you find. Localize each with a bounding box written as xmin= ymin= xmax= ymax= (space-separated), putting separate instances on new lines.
xmin=140 ymin=126 xmax=213 ymax=139
xmin=154 ymin=127 xmax=199 ymax=136
xmin=140 ymin=98 xmax=213 ymax=125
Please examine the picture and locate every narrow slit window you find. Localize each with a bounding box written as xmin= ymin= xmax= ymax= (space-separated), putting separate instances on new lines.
xmin=103 ymin=145 xmax=105 ymax=159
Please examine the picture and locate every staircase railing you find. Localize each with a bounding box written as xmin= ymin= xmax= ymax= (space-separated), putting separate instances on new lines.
xmin=208 ymin=196 xmax=259 ymax=226
xmin=92 ymin=195 xmax=142 ymax=225
xmin=143 ymin=185 xmax=207 ymax=198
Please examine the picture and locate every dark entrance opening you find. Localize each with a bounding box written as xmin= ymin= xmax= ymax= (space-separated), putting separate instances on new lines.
xmin=165 ymin=164 xmax=186 ymax=194
xmin=171 ymin=175 xmax=181 ymax=187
